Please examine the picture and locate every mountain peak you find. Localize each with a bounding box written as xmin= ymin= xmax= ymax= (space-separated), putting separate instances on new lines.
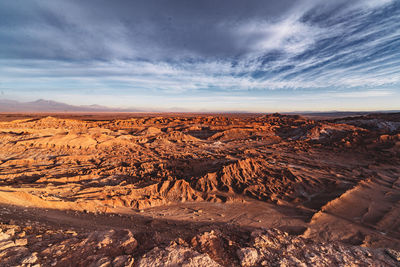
xmin=0 ymin=99 xmax=140 ymax=112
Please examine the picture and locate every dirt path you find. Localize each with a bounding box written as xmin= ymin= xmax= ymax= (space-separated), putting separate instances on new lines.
xmin=0 ymin=200 xmax=310 ymax=233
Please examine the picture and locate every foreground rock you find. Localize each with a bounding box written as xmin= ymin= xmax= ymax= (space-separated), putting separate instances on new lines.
xmin=139 ymin=229 xmax=398 ymax=267
xmin=237 ymin=229 xmax=396 ymax=266
xmin=0 ymin=220 xmax=398 ymax=266
xmin=0 ymin=223 xmax=136 ymax=267
xmin=137 ymin=244 xmax=221 ymax=267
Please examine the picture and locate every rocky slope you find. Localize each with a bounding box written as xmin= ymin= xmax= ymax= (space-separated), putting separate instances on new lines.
xmin=0 ymin=218 xmax=398 ymax=267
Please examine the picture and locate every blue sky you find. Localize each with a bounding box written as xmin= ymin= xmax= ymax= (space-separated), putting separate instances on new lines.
xmin=0 ymin=0 xmax=399 ymax=112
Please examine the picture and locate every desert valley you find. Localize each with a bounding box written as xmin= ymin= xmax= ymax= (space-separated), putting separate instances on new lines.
xmin=2 ymin=0 xmax=400 ymax=266
xmin=0 ymin=112 xmax=399 ymax=266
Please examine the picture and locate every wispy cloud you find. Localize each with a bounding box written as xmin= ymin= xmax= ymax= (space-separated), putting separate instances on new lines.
xmin=0 ymin=0 xmax=399 ymax=111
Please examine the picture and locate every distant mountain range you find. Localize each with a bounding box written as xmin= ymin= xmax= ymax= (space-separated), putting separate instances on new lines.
xmin=1 ymin=98 xmax=399 ymax=114
xmin=0 ymin=99 xmax=140 ymax=112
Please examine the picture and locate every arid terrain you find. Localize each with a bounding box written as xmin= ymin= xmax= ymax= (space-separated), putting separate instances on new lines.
xmin=0 ymin=112 xmax=399 ymax=266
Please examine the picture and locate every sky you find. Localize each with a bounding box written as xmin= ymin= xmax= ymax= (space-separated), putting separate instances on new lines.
xmin=0 ymin=0 xmax=399 ymax=112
